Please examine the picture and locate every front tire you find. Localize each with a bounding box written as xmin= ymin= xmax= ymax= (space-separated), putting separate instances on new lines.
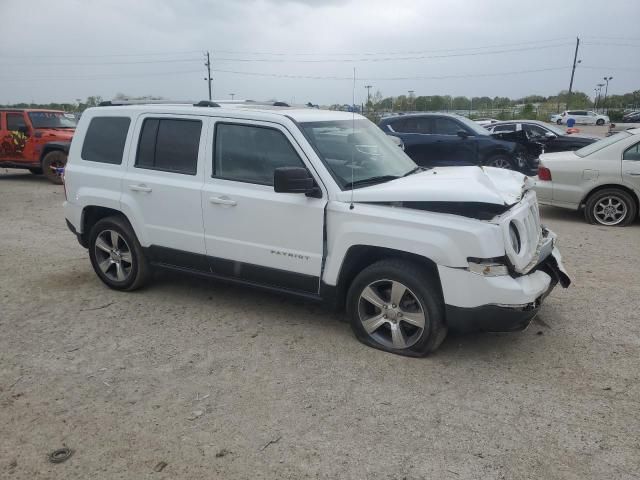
xmin=584 ymin=188 xmax=637 ymax=226
xmin=556 ymin=119 xmax=562 ymax=125
xmin=346 ymin=259 xmax=447 ymax=357
xmin=42 ymin=150 xmax=67 ymax=184
xmin=596 ymin=119 xmax=605 ymax=126
xmin=88 ymin=216 xmax=150 ymax=290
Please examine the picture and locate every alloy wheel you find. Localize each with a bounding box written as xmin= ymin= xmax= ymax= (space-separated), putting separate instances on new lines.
xmin=593 ymin=195 xmax=628 ymax=226
xmin=357 ymin=279 xmax=426 ymax=349
xmin=94 ymin=230 xmax=133 ymax=282
xmin=488 ymin=157 xmax=512 ymax=169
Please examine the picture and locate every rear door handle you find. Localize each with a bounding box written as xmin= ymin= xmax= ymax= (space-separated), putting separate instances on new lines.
xmin=209 ymin=196 xmax=237 ymax=206
xmin=128 ymin=184 xmax=152 ymax=193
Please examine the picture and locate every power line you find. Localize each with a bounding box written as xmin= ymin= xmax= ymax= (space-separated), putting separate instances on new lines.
xmin=209 ymin=43 xmax=574 ymax=63
xmin=2 ymin=58 xmax=202 ymax=66
xmin=210 ymin=65 xmax=569 ymax=81
xmin=210 ymin=37 xmax=574 ymax=56
xmin=0 ymin=69 xmax=203 ymax=81
xmin=0 ymin=50 xmax=202 ymax=59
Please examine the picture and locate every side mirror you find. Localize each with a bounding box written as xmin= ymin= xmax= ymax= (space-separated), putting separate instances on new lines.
xmin=544 ymin=132 xmax=557 ymax=139
xmin=457 ymin=130 xmax=469 ymax=139
xmin=274 ymin=167 xmax=318 ymax=196
xmin=388 ymin=135 xmax=404 ymax=149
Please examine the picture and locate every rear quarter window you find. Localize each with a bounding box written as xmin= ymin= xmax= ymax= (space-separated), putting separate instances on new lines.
xmin=81 ymin=117 xmax=131 ymax=164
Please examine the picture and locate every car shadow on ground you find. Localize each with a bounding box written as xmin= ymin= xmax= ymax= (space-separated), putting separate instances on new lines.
xmin=150 ymin=268 xmax=534 ymax=359
xmin=0 ymin=170 xmax=50 ymax=183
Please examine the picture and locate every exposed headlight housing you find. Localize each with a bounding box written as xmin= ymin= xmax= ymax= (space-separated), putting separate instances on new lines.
xmin=467 ymin=258 xmax=509 ymax=277
xmin=509 ymin=221 xmax=521 ymax=254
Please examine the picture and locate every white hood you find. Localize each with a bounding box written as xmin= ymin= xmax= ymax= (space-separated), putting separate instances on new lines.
xmin=336 ymin=166 xmax=532 ymax=206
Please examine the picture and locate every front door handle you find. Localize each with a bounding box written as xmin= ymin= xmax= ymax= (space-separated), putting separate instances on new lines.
xmin=209 ymin=196 xmax=237 ymax=206
xmin=624 ymin=172 xmax=640 ymax=176
xmin=128 ymin=184 xmax=152 ymax=193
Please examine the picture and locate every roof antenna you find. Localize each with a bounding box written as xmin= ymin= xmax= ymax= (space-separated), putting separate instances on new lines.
xmin=349 ymin=67 xmax=356 ymax=210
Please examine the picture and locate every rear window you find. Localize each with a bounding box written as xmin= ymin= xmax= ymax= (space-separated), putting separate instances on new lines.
xmin=135 ymin=118 xmax=202 ymax=175
xmin=81 ymin=117 xmax=131 ymax=164
xmin=575 ymin=131 xmax=633 ymax=157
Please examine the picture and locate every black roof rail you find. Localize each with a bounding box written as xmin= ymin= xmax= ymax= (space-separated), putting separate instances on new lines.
xmin=97 ymin=99 xmax=220 ymax=107
xmin=193 ymin=100 xmax=220 ymax=107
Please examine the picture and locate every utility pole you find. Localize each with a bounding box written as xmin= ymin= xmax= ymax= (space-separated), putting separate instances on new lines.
xmin=567 ymin=37 xmax=580 ymax=108
xmin=204 ymin=51 xmax=213 ymax=101
xmin=408 ymin=90 xmax=414 ymax=111
xmin=364 ymin=85 xmax=372 ymax=113
xmin=603 ymin=76 xmax=613 ymax=114
xmin=229 ymin=93 xmax=235 ymax=100
xmin=595 ymin=83 xmax=605 ymax=112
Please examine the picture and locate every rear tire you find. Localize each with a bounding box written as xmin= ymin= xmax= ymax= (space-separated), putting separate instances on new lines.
xmin=584 ymin=188 xmax=637 ymax=226
xmin=346 ymin=259 xmax=447 ymax=357
xmin=42 ymin=150 xmax=67 ymax=184
xmin=88 ymin=216 xmax=150 ymax=290
xmin=484 ymin=155 xmax=513 ymax=170
xmin=596 ymin=119 xmax=605 ymax=126
xmin=556 ymin=119 xmax=562 ymax=125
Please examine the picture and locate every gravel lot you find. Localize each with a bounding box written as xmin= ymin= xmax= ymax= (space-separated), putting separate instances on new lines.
xmin=1 ymin=169 xmax=639 ymax=480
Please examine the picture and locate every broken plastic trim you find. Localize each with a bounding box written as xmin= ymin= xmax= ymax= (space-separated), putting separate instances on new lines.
xmin=365 ymin=201 xmax=511 ymax=220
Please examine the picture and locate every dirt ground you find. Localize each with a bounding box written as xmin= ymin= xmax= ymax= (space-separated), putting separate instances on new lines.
xmin=1 ymin=169 xmax=639 ymax=480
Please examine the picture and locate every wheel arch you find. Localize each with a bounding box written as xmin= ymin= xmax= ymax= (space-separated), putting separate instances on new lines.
xmin=329 ymin=245 xmax=443 ymax=310
xmin=581 ymin=183 xmax=640 ymax=211
xmin=79 ymin=206 xmax=137 ymax=248
xmin=39 ymin=141 xmax=71 ymax=163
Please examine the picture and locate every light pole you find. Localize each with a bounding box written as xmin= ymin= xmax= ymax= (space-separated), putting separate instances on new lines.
xmin=602 ymin=76 xmax=613 ymax=114
xmin=595 ymin=83 xmax=605 ymax=112
xmin=364 ymin=85 xmax=372 ymax=113
xmin=229 ymin=93 xmax=235 ymax=101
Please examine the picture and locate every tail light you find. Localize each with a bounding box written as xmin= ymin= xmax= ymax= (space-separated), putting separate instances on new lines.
xmin=538 ymin=166 xmax=552 ymax=181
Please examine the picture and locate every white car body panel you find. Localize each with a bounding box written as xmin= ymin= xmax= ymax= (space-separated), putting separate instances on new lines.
xmin=64 ymin=104 xmax=569 ymax=321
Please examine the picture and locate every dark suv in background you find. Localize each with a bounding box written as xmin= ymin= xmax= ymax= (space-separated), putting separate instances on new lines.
xmin=379 ymin=113 xmax=534 ymax=174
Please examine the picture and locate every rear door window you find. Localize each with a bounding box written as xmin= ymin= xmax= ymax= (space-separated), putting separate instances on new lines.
xmin=81 ymin=117 xmax=131 ymax=164
xmin=7 ymin=113 xmax=26 ymax=131
xmin=522 ymin=124 xmax=547 ymax=136
xmin=492 ymin=124 xmax=516 ymax=133
xmin=135 ymin=118 xmax=202 ymax=175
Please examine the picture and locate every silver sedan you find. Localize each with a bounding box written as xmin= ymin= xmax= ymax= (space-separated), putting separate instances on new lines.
xmin=535 ymin=129 xmax=640 ymax=226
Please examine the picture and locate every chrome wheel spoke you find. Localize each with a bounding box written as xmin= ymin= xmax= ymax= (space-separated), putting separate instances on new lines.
xmin=98 ymin=258 xmax=112 ymax=274
xmin=390 ymin=323 xmax=408 ymax=349
xmin=115 ymin=262 xmax=126 ymax=281
xmin=390 ymin=281 xmax=406 ymax=307
xmin=362 ymin=313 xmax=388 ymax=334
xmin=361 ymin=286 xmax=386 ymax=309
xmin=120 ymin=251 xmax=132 ymax=264
xmin=400 ymin=310 xmax=425 ymax=328
xmin=110 ymin=231 xmax=120 ymax=249
xmin=95 ymin=237 xmax=112 ymax=254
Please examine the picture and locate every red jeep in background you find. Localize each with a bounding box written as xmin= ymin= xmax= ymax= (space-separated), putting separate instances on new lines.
xmin=0 ymin=109 xmax=76 ymax=184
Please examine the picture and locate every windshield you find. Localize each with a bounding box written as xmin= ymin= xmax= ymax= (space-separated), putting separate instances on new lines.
xmin=544 ymin=123 xmax=565 ymax=136
xmin=301 ymin=119 xmax=417 ymax=189
xmin=28 ymin=111 xmax=76 ymax=129
xmin=455 ymin=115 xmax=490 ymax=136
xmin=575 ymin=131 xmax=633 ymax=157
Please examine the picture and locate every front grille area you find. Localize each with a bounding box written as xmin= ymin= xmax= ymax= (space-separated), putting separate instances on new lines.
xmin=503 ymin=191 xmax=543 ymax=274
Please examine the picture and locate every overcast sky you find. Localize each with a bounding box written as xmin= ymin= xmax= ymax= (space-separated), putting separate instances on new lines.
xmin=1 ymin=0 xmax=639 ymax=105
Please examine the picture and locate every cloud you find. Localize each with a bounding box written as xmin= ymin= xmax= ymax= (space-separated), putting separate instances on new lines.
xmin=0 ymin=0 xmax=638 ymax=104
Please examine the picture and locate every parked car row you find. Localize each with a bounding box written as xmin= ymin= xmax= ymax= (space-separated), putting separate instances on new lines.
xmin=608 ymin=111 xmax=640 ymax=135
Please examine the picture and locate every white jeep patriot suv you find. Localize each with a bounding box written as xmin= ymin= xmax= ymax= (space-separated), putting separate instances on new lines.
xmin=63 ymin=101 xmax=570 ymax=356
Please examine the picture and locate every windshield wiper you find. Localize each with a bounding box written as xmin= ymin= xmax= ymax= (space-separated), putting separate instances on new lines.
xmin=344 ymin=175 xmax=400 ymax=189
xmin=402 ymin=166 xmax=426 ymax=177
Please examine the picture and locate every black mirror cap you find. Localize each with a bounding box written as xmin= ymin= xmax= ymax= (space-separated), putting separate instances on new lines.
xmin=274 ymin=167 xmax=317 ymax=195
xmin=457 ymin=129 xmax=469 ymax=138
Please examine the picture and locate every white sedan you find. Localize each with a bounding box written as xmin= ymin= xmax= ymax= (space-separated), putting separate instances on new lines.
xmin=549 ymin=110 xmax=610 ymax=126
xmin=535 ymin=129 xmax=640 ymax=226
